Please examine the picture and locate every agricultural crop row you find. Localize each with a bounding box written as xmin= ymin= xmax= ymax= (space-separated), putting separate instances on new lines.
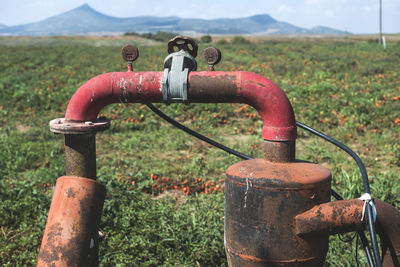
xmin=0 ymin=36 xmax=399 ymax=266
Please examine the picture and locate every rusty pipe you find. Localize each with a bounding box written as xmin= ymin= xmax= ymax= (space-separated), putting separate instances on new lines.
xmin=65 ymin=134 xmax=96 ymax=179
xmin=64 ymin=71 xmax=296 ymax=141
xmin=37 ymin=176 xmax=106 ymax=267
xmin=295 ymin=199 xmax=400 ymax=266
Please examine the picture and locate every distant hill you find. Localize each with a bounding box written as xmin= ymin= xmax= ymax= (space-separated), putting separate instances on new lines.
xmin=0 ymin=4 xmax=350 ymax=36
xmin=309 ymin=26 xmax=350 ymax=35
xmin=0 ymin=24 xmax=7 ymax=30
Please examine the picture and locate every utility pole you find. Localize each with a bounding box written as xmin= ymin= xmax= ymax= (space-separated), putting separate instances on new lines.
xmin=379 ymin=0 xmax=382 ymax=44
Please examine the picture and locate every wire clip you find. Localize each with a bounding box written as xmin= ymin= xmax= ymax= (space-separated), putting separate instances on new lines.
xmin=359 ymin=193 xmax=377 ymax=223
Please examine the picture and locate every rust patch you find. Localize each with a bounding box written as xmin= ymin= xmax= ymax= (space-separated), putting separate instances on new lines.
xmin=188 ymin=74 xmax=237 ymax=102
xmin=225 ymin=158 xmax=330 ymax=266
xmin=38 ymin=223 xmax=63 ymax=264
xmin=264 ymin=140 xmax=295 ymax=162
xmin=66 ymin=188 xmax=75 ymax=198
xmin=37 ymin=176 xmax=106 ymax=267
xmin=226 ymin=247 xmax=266 ymax=262
xmin=295 ymin=199 xmax=364 ymax=235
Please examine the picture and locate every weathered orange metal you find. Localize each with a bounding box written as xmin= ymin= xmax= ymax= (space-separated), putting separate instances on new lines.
xmin=225 ymin=158 xmax=331 ymax=266
xmin=37 ymin=176 xmax=106 ymax=267
xmin=294 ymin=199 xmax=400 ymax=266
xmin=295 ymin=199 xmax=365 ymax=236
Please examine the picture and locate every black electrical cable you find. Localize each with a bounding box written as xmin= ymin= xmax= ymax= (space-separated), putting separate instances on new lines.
xmin=295 ymin=121 xmax=381 ymax=267
xmin=367 ymin=203 xmax=382 ymax=267
xmin=145 ymin=103 xmax=380 ymax=266
xmin=146 ymin=103 xmax=252 ymax=160
xmin=360 ymin=226 xmax=376 ymax=267
xmin=331 ymin=190 xmax=374 ymax=267
xmin=295 ymin=121 xmax=371 ymax=194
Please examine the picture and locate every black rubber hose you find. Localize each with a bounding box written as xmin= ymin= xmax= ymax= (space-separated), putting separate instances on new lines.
xmin=296 ymin=121 xmax=381 ymax=266
xmin=146 ymin=103 xmax=252 ymax=160
xmin=295 ymin=121 xmax=371 ymax=195
xmin=331 ymin=191 xmax=374 ymax=267
xmin=367 ymin=203 xmax=382 ymax=267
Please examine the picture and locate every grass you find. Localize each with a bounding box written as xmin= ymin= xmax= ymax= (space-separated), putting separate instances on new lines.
xmin=0 ymin=36 xmax=399 ymax=266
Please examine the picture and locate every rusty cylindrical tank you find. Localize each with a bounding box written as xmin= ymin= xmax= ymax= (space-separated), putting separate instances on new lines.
xmin=37 ymin=176 xmax=106 ymax=267
xmin=225 ymin=154 xmax=332 ymax=266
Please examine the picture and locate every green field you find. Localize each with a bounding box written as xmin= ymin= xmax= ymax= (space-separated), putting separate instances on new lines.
xmin=0 ymin=36 xmax=399 ymax=266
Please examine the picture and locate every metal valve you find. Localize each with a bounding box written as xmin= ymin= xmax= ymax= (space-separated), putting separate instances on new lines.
xmin=167 ymin=35 xmax=198 ymax=58
xmin=162 ymin=36 xmax=198 ymax=104
xmin=202 ymin=47 xmax=222 ymax=71
xmin=121 ymin=44 xmax=139 ymax=71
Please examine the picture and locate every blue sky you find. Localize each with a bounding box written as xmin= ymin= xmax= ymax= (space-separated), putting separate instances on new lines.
xmin=0 ymin=0 xmax=399 ymax=33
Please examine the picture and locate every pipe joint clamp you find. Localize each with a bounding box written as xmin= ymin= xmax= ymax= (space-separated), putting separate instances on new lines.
xmin=162 ymin=50 xmax=197 ymax=104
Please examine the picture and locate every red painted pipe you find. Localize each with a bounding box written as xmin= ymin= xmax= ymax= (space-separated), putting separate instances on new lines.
xmin=65 ymin=71 xmax=296 ymax=141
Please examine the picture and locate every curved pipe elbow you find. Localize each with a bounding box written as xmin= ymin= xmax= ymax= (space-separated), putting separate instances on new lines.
xmin=65 ymin=72 xmax=164 ymax=122
xmin=65 ymin=71 xmax=296 ymax=141
xmin=239 ymin=71 xmax=296 ymax=141
xmin=188 ymin=71 xmax=296 ymax=141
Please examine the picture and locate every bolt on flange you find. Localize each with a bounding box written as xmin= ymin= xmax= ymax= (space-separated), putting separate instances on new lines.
xmin=49 ymin=117 xmax=110 ymax=135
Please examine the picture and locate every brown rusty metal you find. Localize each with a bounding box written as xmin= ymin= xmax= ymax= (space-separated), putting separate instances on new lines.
xmin=188 ymin=73 xmax=238 ymax=102
xmin=121 ymin=44 xmax=139 ymax=63
xmin=167 ymin=35 xmax=198 ymax=58
xmin=264 ymin=140 xmax=295 ymax=162
xmin=202 ymin=47 xmax=222 ymax=67
xmin=295 ymin=199 xmax=400 ymax=266
xmin=375 ymin=200 xmax=400 ymax=267
xmin=50 ymin=117 xmax=110 ymax=135
xmin=65 ymin=134 xmax=96 ymax=179
xmin=294 ymin=199 xmax=364 ymax=236
xmin=37 ymin=176 xmax=106 ymax=267
xmin=225 ymin=158 xmax=331 ymax=266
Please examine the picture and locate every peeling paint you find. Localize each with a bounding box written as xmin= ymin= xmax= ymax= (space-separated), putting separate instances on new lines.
xmin=137 ymin=75 xmax=143 ymax=93
xmin=243 ymin=173 xmax=253 ymax=208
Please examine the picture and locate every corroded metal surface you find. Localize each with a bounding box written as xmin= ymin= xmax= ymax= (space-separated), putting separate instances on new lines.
xmin=375 ymin=200 xmax=400 ymax=267
xmin=202 ymin=47 xmax=222 ymax=68
xmin=225 ymin=158 xmax=331 ymax=266
xmin=294 ymin=199 xmax=364 ymax=235
xmin=188 ymin=71 xmax=297 ymax=141
xmin=294 ymin=199 xmax=400 ymax=266
xmin=50 ymin=117 xmax=110 ymax=135
xmin=37 ymin=176 xmax=106 ymax=267
xmin=121 ymin=44 xmax=139 ymax=62
xmin=264 ymin=140 xmax=295 ymax=162
xmin=65 ymin=134 xmax=96 ymax=179
xmin=188 ymin=73 xmax=237 ymax=102
xmin=167 ymin=35 xmax=198 ymax=58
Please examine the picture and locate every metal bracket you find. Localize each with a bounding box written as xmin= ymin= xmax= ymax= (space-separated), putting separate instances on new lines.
xmin=162 ymin=50 xmax=197 ymax=104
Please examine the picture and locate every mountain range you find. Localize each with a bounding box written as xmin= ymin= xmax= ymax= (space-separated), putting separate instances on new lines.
xmin=0 ymin=4 xmax=350 ymax=36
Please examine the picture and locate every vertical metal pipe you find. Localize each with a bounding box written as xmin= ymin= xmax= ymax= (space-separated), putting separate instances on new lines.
xmin=37 ymin=176 xmax=106 ymax=267
xmin=379 ymin=0 xmax=382 ymax=45
xmin=65 ymin=134 xmax=96 ymax=179
xmin=264 ymin=140 xmax=295 ymax=162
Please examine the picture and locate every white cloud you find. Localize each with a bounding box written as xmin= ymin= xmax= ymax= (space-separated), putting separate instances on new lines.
xmin=279 ymin=4 xmax=293 ymax=13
